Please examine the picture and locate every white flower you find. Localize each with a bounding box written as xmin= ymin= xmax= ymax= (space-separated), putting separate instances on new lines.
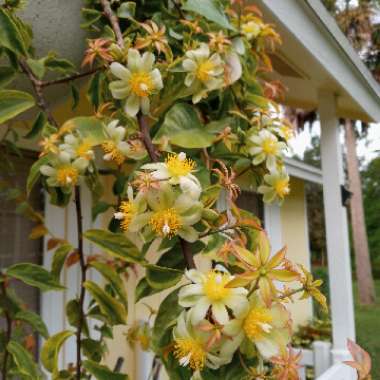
xmin=145 ymin=184 xmax=203 ymax=242
xmin=142 ymin=152 xmax=202 ymax=199
xmin=178 ymin=266 xmax=249 ymax=326
xmin=58 ymin=134 xmax=94 ymax=163
xmin=183 ymin=43 xmax=224 ymax=103
xmin=241 ymin=20 xmax=261 ymax=40
xmin=249 ymin=130 xmax=286 ymax=172
xmin=224 ymin=52 xmax=242 ymax=85
xmin=223 ymin=295 xmax=291 ymax=359
xmin=173 ymin=311 xmax=232 ymax=373
xmin=40 ymin=153 xmax=88 ymax=191
xmin=258 ymin=170 xmax=290 ymax=204
xmin=114 ymin=186 xmax=149 ymax=232
xmin=102 ymin=120 xmax=146 ymax=165
xmin=109 ymin=49 xmax=163 ymax=116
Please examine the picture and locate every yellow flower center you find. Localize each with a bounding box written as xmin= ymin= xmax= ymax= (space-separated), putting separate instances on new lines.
xmin=76 ymin=141 xmax=93 ymax=160
xmin=274 ymin=179 xmax=290 ymax=198
xmin=102 ymin=140 xmax=125 ymax=165
xmin=243 ymin=307 xmax=273 ymax=341
xmin=56 ymin=165 xmax=79 ymax=187
xmin=203 ymin=271 xmax=232 ymax=302
xmin=166 ymin=153 xmax=196 ymax=177
xmin=118 ymin=201 xmax=137 ymax=231
xmin=261 ymin=138 xmax=277 ymax=155
xmin=174 ymin=338 xmax=206 ymax=371
xmin=149 ymin=208 xmax=182 ymax=238
xmin=196 ymin=60 xmax=215 ymax=82
xmin=129 ymin=72 xmax=154 ymax=97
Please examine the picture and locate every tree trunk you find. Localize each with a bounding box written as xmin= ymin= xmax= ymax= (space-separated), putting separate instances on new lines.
xmin=344 ymin=119 xmax=375 ymax=304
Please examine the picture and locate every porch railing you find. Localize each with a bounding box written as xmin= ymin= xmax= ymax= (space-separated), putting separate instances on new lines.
xmin=297 ymin=341 xmax=357 ymax=380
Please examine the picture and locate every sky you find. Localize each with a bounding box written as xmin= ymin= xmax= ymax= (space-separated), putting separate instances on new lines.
xmin=287 ymin=122 xmax=380 ymax=167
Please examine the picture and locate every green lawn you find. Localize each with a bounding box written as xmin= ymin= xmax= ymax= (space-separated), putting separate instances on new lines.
xmin=355 ymin=280 xmax=380 ymax=379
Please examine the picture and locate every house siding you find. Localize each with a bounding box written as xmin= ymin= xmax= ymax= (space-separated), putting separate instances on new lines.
xmin=280 ymin=177 xmax=313 ymax=326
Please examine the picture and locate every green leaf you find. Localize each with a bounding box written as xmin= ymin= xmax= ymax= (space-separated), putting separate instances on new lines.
xmin=41 ymin=331 xmax=74 ymax=373
xmin=65 ymin=299 xmax=89 ymax=336
xmin=70 ymin=83 xmax=80 ymax=111
xmin=87 ymin=71 xmax=103 ymax=110
xmin=7 ymin=263 xmax=65 ymax=292
xmin=24 ymin=112 xmax=47 ymax=139
xmin=7 ymin=341 xmax=41 ymax=379
xmin=61 ymin=117 xmax=107 ymax=146
xmin=83 ymin=360 xmax=128 ymax=380
xmin=26 ymin=57 xmax=46 ymax=79
xmin=84 ymin=229 xmax=143 ymax=264
xmin=92 ymin=201 xmax=111 ymax=221
xmin=15 ymin=310 xmax=49 ymax=338
xmin=0 ymin=90 xmax=35 ymax=124
xmin=0 ymin=66 xmax=16 ymax=88
xmin=145 ymin=264 xmax=183 ymax=290
xmin=51 ymin=243 xmax=73 ymax=280
xmin=152 ymin=289 xmax=182 ymax=351
xmin=183 ymin=0 xmax=235 ymax=31
xmin=89 ymin=261 xmax=128 ymax=307
xmin=26 ymin=154 xmax=50 ymax=195
xmin=117 ymin=2 xmax=136 ymax=19
xmin=84 ymin=280 xmax=127 ymax=325
xmin=81 ymin=8 xmax=102 ymax=28
xmin=246 ymin=93 xmax=270 ymax=109
xmin=82 ymin=339 xmax=104 ymax=362
xmin=45 ymin=56 xmax=76 ymax=74
xmin=154 ymin=103 xmax=214 ymax=148
xmin=135 ymin=278 xmax=161 ymax=302
xmin=0 ymin=8 xmax=27 ymax=56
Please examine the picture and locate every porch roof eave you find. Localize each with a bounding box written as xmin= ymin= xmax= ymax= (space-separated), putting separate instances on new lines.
xmin=255 ymin=0 xmax=380 ymax=123
xmin=285 ymin=157 xmax=322 ymax=185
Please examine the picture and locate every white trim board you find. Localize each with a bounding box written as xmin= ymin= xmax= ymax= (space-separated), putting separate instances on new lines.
xmin=285 ymin=157 xmax=323 ymax=185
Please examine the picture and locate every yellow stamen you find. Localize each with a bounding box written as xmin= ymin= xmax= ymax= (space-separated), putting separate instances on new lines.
xmin=76 ymin=141 xmax=93 ymax=160
xmin=203 ymin=270 xmax=231 ymax=302
xmin=243 ymin=307 xmax=273 ymax=340
xmin=149 ymin=208 xmax=182 ymax=238
xmin=196 ymin=60 xmax=215 ymax=82
xmin=274 ymin=179 xmax=290 ymax=198
xmin=56 ymin=165 xmax=79 ymax=187
xmin=174 ymin=338 xmax=206 ymax=371
xmin=118 ymin=201 xmax=137 ymax=231
xmin=129 ymin=72 xmax=154 ymax=97
xmin=165 ymin=153 xmax=195 ymax=177
xmin=261 ymin=138 xmax=277 ymax=155
xmin=102 ymin=140 xmax=125 ymax=165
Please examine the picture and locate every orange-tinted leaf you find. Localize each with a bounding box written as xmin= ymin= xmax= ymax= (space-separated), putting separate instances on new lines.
xmin=66 ymin=250 xmax=80 ymax=267
xmin=29 ymin=224 xmax=48 ymax=240
xmin=234 ymin=246 xmax=259 ymax=267
xmin=47 ymin=238 xmax=65 ymax=251
xmin=259 ymin=276 xmax=273 ymax=306
xmin=226 ymin=272 xmax=258 ymax=288
xmin=266 ymin=246 xmax=287 ymax=269
xmin=268 ymin=269 xmax=299 ymax=282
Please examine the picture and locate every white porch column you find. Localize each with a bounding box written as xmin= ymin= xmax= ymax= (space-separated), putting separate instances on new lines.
xmin=264 ymin=204 xmax=283 ymax=253
xmin=318 ymin=90 xmax=355 ymax=363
